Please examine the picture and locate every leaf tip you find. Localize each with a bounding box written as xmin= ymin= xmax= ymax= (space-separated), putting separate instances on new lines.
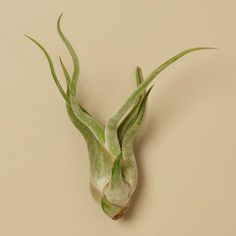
xmin=59 ymin=12 xmax=64 ymax=19
xmin=24 ymin=34 xmax=31 ymax=40
xmin=24 ymin=34 xmax=38 ymax=45
xmin=57 ymin=13 xmax=64 ymax=28
xmin=196 ymin=46 xmax=218 ymax=51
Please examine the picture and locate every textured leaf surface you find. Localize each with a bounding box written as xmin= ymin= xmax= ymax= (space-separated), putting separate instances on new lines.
xmin=26 ymin=15 xmax=215 ymax=220
xmin=105 ymin=47 xmax=215 ymax=157
xmin=117 ymin=66 xmax=145 ymax=143
xmin=57 ymin=14 xmax=105 ymax=144
xmin=122 ymin=86 xmax=153 ymax=192
xmin=103 ymin=153 xmax=130 ymax=207
xmin=59 ymin=57 xmax=95 ymax=117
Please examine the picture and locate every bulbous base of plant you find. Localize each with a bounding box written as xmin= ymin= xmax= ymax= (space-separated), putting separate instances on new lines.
xmin=112 ymin=206 xmax=129 ymax=220
xmin=101 ymin=195 xmax=129 ymax=220
xmin=90 ymin=182 xmax=131 ymax=220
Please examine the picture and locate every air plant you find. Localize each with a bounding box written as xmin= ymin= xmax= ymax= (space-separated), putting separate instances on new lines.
xmin=26 ymin=14 xmax=214 ymax=220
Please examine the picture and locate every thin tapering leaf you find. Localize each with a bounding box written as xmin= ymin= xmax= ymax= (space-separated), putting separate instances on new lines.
xmin=59 ymin=57 xmax=94 ymax=117
xmin=122 ymin=86 xmax=153 ymax=151
xmin=57 ymin=14 xmax=105 ymax=144
xmin=59 ymin=57 xmax=70 ymax=91
xmin=105 ymin=47 xmax=216 ymax=156
xmin=57 ymin=13 xmax=80 ymax=82
xmin=136 ymin=66 xmax=144 ymax=85
xmin=26 ymin=34 xmax=98 ymax=145
xmin=121 ymin=86 xmax=152 ymax=145
xmin=117 ymin=47 xmax=216 ymax=122
xmin=117 ymin=66 xmax=145 ymax=143
xmin=66 ymin=104 xmax=93 ymax=141
xmin=122 ymin=86 xmax=153 ymax=192
xmin=25 ymin=35 xmax=69 ymax=103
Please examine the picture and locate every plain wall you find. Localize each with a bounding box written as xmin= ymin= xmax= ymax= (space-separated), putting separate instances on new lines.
xmin=0 ymin=0 xmax=235 ymax=235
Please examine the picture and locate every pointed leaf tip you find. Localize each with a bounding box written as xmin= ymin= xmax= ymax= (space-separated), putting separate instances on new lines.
xmin=58 ymin=13 xmax=64 ymax=21
xmin=25 ymin=34 xmax=69 ymax=103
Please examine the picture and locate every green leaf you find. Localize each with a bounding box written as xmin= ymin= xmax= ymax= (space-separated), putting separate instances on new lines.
xmin=87 ymin=136 xmax=114 ymax=194
xmin=25 ymin=35 xmax=69 ymax=104
xmin=25 ymin=34 xmax=99 ymax=146
xmin=111 ymin=153 xmax=123 ymax=177
xmin=59 ymin=57 xmax=95 ymax=117
xmin=104 ymin=153 xmax=130 ymax=207
xmin=117 ymin=66 xmax=145 ymax=143
xmin=59 ymin=57 xmax=70 ymax=95
xmin=135 ymin=66 xmax=144 ymax=86
xmin=66 ymin=104 xmax=93 ymax=141
xmin=121 ymin=86 xmax=153 ymax=192
xmin=105 ymin=47 xmax=216 ymax=157
xmin=57 ymin=14 xmax=105 ymax=144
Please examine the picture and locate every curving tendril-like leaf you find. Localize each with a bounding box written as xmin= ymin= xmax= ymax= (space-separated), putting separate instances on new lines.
xmin=105 ymin=47 xmax=216 ymax=157
xmin=59 ymin=57 xmax=95 ymax=117
xmin=57 ymin=14 xmax=105 ymax=144
xmin=26 ymin=14 xmax=216 ymax=220
xmin=25 ymin=35 xmax=69 ymax=104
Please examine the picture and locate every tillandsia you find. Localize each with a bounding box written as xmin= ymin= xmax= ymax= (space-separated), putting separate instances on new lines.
xmin=26 ymin=14 xmax=215 ymax=220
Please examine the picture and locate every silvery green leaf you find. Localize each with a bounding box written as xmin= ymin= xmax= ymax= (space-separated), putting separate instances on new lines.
xmin=57 ymin=14 xmax=105 ymax=144
xmin=122 ymin=86 xmax=153 ymax=193
xmin=105 ymin=47 xmax=215 ymax=157
xmin=26 ymin=14 xmax=216 ymax=220
xmin=117 ymin=66 xmax=145 ymax=143
xmin=59 ymin=57 xmax=95 ymax=118
xmin=25 ymin=35 xmax=69 ymax=104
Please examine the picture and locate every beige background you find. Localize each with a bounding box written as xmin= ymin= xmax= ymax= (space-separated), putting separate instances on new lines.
xmin=0 ymin=0 xmax=236 ymax=235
